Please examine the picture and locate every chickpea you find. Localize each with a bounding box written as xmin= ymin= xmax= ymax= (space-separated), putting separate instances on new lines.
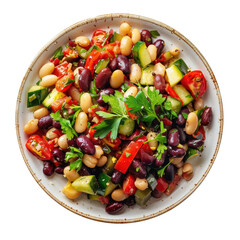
xmin=147 ymin=45 xmax=157 ymax=62
xmin=82 ymin=154 xmax=98 ymax=168
xmin=62 ymin=181 xmax=81 ymax=199
xmin=80 ymin=93 xmax=93 ymax=113
xmin=74 ymin=112 xmax=88 ymax=133
xmin=129 ymin=63 xmax=142 ymax=83
xmin=33 ymin=107 xmax=49 ymax=119
xmin=194 ymin=98 xmax=204 ymax=110
xmin=177 ymin=167 xmax=183 ymax=177
xmin=24 ymin=119 xmax=39 ymax=135
xmin=39 ymin=62 xmax=55 ymax=79
xmin=131 ymin=28 xmax=141 ymax=44
xmin=120 ymin=36 xmax=133 ymax=56
xmin=46 ymin=128 xmax=58 ymax=140
xmin=182 ymin=163 xmax=193 ymax=181
xmin=58 ymin=134 xmax=68 ymax=149
xmin=147 ymin=132 xmax=158 ymax=151
xmin=134 ymin=178 xmax=148 ymax=191
xmin=111 ymin=189 xmax=128 ymax=202
xmin=170 ymin=156 xmax=184 ymax=165
xmin=124 ymin=86 xmax=138 ymax=98
xmin=75 ymin=36 xmax=90 ymax=48
xmin=170 ymin=48 xmax=180 ymax=56
xmin=40 ymin=74 xmax=58 ymax=87
xmin=68 ymin=86 xmax=81 ymax=102
xmin=185 ymin=112 xmax=198 ymax=135
xmin=119 ymin=22 xmax=131 ymax=36
xmin=64 ymin=166 xmax=80 ymax=182
xmin=97 ymin=156 xmax=108 ymax=167
xmin=153 ymin=62 xmax=165 ymax=76
xmin=93 ymin=145 xmax=104 ymax=159
xmin=110 ymin=70 xmax=124 ymax=89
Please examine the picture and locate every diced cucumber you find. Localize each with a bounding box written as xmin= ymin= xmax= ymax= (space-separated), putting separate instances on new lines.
xmin=173 ymin=58 xmax=189 ymax=75
xmin=173 ymin=84 xmax=194 ymax=106
xmin=118 ymin=118 xmax=135 ymax=136
xmin=95 ymin=59 xmax=109 ymax=73
xmin=147 ymin=174 xmax=157 ymax=191
xmin=87 ymin=194 xmax=100 ymax=201
xmin=110 ymin=32 xmax=123 ymax=43
xmin=42 ymin=88 xmax=66 ymax=108
xmin=72 ymin=175 xmax=99 ymax=195
xmin=166 ymin=65 xmax=184 ymax=87
xmin=132 ymin=41 xmax=152 ymax=68
xmin=183 ymin=148 xmax=198 ymax=162
xmin=135 ymin=188 xmax=152 ymax=207
xmin=103 ymin=155 xmax=117 ymax=175
xmin=27 ymin=85 xmax=48 ymax=108
xmin=166 ymin=96 xmax=182 ymax=114
xmin=75 ymin=45 xmax=88 ymax=59
xmin=98 ymin=172 xmax=117 ymax=196
xmin=140 ymin=65 xmax=154 ymax=85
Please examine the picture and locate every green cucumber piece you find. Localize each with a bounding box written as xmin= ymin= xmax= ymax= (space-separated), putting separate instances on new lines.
xmin=173 ymin=84 xmax=194 ymax=106
xmin=166 ymin=65 xmax=184 ymax=87
xmin=135 ymin=188 xmax=152 ymax=207
xmin=147 ymin=174 xmax=157 ymax=190
xmin=110 ymin=32 xmax=123 ymax=43
xmin=103 ymin=155 xmax=117 ymax=175
xmin=118 ymin=118 xmax=135 ymax=136
xmin=72 ymin=175 xmax=98 ymax=195
xmin=183 ymin=148 xmax=198 ymax=162
xmin=42 ymin=88 xmax=66 ymax=108
xmin=95 ymin=59 xmax=110 ymax=73
xmin=166 ymin=96 xmax=182 ymax=114
xmin=140 ymin=64 xmax=154 ymax=85
xmin=75 ymin=45 xmax=88 ymax=59
xmin=98 ymin=172 xmax=117 ymax=196
xmin=132 ymin=41 xmax=152 ymax=68
xmin=173 ymin=58 xmax=189 ymax=75
xmin=27 ymin=85 xmax=48 ymax=108
xmin=87 ymin=194 xmax=100 ymax=201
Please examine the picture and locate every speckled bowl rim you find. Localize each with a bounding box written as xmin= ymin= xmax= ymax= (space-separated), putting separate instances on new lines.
xmin=15 ymin=13 xmax=224 ymax=223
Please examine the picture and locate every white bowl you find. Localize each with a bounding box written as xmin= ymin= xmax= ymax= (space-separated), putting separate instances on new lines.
xmin=15 ymin=13 xmax=223 ymax=223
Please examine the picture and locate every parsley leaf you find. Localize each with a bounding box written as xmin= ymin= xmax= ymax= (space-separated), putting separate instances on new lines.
xmin=125 ymin=152 xmax=131 ymax=157
xmin=65 ymin=147 xmax=83 ymax=172
xmin=182 ymin=112 xmax=188 ymax=119
xmin=52 ymin=46 xmax=64 ymax=60
xmin=150 ymin=30 xmax=160 ymax=38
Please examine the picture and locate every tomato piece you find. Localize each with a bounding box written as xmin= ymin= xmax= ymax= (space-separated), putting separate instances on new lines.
xmin=166 ymin=84 xmax=183 ymax=105
xmin=91 ymin=30 xmax=107 ymax=46
xmin=99 ymin=196 xmax=110 ymax=205
xmin=193 ymin=125 xmax=206 ymax=141
xmin=156 ymin=177 xmax=169 ymax=193
xmin=51 ymin=96 xmax=71 ymax=112
xmin=26 ymin=135 xmax=52 ymax=160
xmin=164 ymin=174 xmax=181 ymax=195
xmin=103 ymin=132 xmax=121 ymax=150
xmin=55 ymin=70 xmax=74 ymax=92
xmin=181 ymin=70 xmax=207 ymax=99
xmin=122 ymin=174 xmax=136 ymax=195
xmin=52 ymin=61 xmax=70 ymax=77
xmin=63 ymin=48 xmax=78 ymax=58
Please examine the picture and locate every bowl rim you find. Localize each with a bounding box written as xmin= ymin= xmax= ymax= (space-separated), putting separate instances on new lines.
xmin=15 ymin=13 xmax=224 ymax=223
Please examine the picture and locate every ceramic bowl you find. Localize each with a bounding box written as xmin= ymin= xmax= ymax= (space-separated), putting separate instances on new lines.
xmin=15 ymin=13 xmax=223 ymax=223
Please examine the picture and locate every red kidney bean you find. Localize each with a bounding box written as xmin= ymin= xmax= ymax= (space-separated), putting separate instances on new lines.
xmin=109 ymin=58 xmax=118 ymax=71
xmin=78 ymin=68 xmax=92 ymax=92
xmin=78 ymin=59 xmax=86 ymax=67
xmin=176 ymin=113 xmax=186 ymax=126
xmin=97 ymin=88 xmax=115 ymax=105
xmin=151 ymin=188 xmax=162 ymax=198
xmin=155 ymin=150 xmax=167 ymax=167
xmin=177 ymin=126 xmax=187 ymax=144
xmin=153 ymin=39 xmax=165 ymax=57
xmin=201 ymin=107 xmax=212 ymax=126
xmin=52 ymin=148 xmax=65 ymax=163
xmin=129 ymin=159 xmax=147 ymax=179
xmin=106 ymin=202 xmax=124 ymax=214
xmin=124 ymin=195 xmax=136 ymax=206
xmin=187 ymin=139 xmax=204 ymax=148
xmin=43 ymin=161 xmax=55 ymax=176
xmin=168 ymin=146 xmax=186 ymax=157
xmin=140 ymin=149 xmax=155 ymax=165
xmin=67 ymin=138 xmax=77 ymax=147
xmin=52 ymin=120 xmax=61 ymax=129
xmin=55 ymin=166 xmax=64 ymax=174
xmin=164 ymin=164 xmax=175 ymax=183
xmin=76 ymin=135 xmax=95 ymax=155
xmin=141 ymin=29 xmax=152 ymax=46
xmin=38 ymin=115 xmax=53 ymax=129
xmin=168 ymin=129 xmax=180 ymax=147
xmin=78 ymin=165 xmax=91 ymax=176
xmin=116 ymin=55 xmax=130 ymax=74
xmin=95 ymin=67 xmax=112 ymax=89
xmin=111 ymin=170 xmax=124 ymax=184
xmin=154 ymin=74 xmax=166 ymax=93
xmin=181 ymin=107 xmax=190 ymax=114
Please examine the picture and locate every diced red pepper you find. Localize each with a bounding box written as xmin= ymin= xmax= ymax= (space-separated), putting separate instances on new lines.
xmin=52 ymin=61 xmax=70 ymax=77
xmin=164 ymin=174 xmax=181 ymax=196
xmin=193 ymin=125 xmax=206 ymax=141
xmin=166 ymin=84 xmax=183 ymax=105
xmin=51 ymin=96 xmax=71 ymax=112
xmin=122 ymin=174 xmax=136 ymax=195
xmin=63 ymin=48 xmax=78 ymax=58
xmin=160 ymin=117 xmax=173 ymax=126
xmin=114 ymin=136 xmax=147 ymax=174
xmin=156 ymin=177 xmax=169 ymax=193
xmin=55 ymin=70 xmax=74 ymax=92
xmin=85 ymin=49 xmax=101 ymax=75
xmin=99 ymin=196 xmax=110 ymax=204
xmin=103 ymin=132 xmax=121 ymax=150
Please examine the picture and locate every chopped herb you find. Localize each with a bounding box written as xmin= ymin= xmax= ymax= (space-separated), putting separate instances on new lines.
xmin=157 ymin=160 xmax=172 ymax=177
xmin=121 ymin=82 xmax=130 ymax=92
xmin=101 ymin=32 xmax=109 ymax=46
xmin=185 ymin=94 xmax=193 ymax=98
xmin=36 ymin=79 xmax=42 ymax=86
xmin=66 ymin=78 xmax=75 ymax=86
xmin=87 ymin=122 xmax=91 ymax=128
xmin=65 ymin=147 xmax=83 ymax=172
xmin=52 ymin=46 xmax=64 ymax=60
xmin=168 ymin=185 xmax=171 ymax=190
xmin=147 ymin=37 xmax=151 ymax=41
xmin=150 ymin=30 xmax=160 ymax=38
xmin=102 ymin=145 xmax=111 ymax=154
xmin=90 ymin=79 xmax=99 ymax=98
xmin=125 ymin=152 xmax=131 ymax=157
xmin=182 ymin=112 xmax=188 ymax=119
xmin=136 ymin=167 xmax=140 ymax=172
xmin=171 ymin=129 xmax=178 ymax=133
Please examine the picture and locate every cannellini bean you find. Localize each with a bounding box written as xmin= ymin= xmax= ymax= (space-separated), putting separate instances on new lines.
xmin=58 ymin=134 xmax=68 ymax=149
xmin=33 ymin=107 xmax=49 ymax=119
xmin=185 ymin=112 xmax=198 ymax=135
xmin=40 ymin=74 xmax=58 ymax=87
xmin=153 ymin=62 xmax=166 ymax=76
xmin=24 ymin=119 xmax=39 ymax=135
xmin=182 ymin=163 xmax=193 ymax=181
xmin=39 ymin=62 xmax=55 ymax=78
xmin=68 ymin=86 xmax=81 ymax=102
xmin=129 ymin=63 xmax=141 ymax=83
xmin=124 ymin=86 xmax=138 ymax=98
xmin=74 ymin=112 xmax=88 ymax=133
xmin=93 ymin=145 xmax=104 ymax=159
xmin=131 ymin=28 xmax=141 ymax=44
xmin=110 ymin=70 xmax=124 ymax=89
xmin=119 ymin=22 xmax=131 ymax=36
xmin=80 ymin=93 xmax=92 ymax=113
xmin=75 ymin=36 xmax=90 ymax=48
xmin=134 ymin=178 xmax=148 ymax=191
xmin=170 ymin=48 xmax=180 ymax=56
xmin=46 ymin=128 xmax=58 ymax=140
xmin=147 ymin=45 xmax=157 ymax=62
xmin=111 ymin=189 xmax=128 ymax=202
xmin=120 ymin=36 xmax=133 ymax=56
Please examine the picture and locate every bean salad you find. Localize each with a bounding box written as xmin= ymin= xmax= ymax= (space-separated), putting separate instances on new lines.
xmin=24 ymin=22 xmax=212 ymax=214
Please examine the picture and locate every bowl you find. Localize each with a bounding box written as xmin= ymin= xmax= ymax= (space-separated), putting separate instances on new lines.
xmin=15 ymin=13 xmax=223 ymax=223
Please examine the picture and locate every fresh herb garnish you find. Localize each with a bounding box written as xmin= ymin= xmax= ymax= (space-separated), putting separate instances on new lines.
xmin=36 ymin=79 xmax=42 ymax=86
xmin=101 ymin=32 xmax=109 ymax=46
xmin=150 ymin=30 xmax=160 ymax=38
xmin=65 ymin=147 xmax=83 ymax=172
xmin=89 ymin=79 xmax=99 ymax=98
xmin=182 ymin=112 xmax=188 ymax=119
xmin=52 ymin=46 xmax=64 ymax=60
xmin=136 ymin=167 xmax=140 ymax=172
xmin=157 ymin=160 xmax=172 ymax=177
xmin=102 ymin=145 xmax=111 ymax=154
xmin=125 ymin=152 xmax=131 ymax=157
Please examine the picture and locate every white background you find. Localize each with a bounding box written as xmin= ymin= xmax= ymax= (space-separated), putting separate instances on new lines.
xmin=1 ymin=0 xmax=239 ymax=239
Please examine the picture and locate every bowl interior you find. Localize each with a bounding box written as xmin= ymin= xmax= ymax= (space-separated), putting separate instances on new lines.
xmin=16 ymin=14 xmax=223 ymax=223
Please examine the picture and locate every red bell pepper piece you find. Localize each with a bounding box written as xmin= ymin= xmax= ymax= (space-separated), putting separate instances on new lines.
xmin=122 ymin=174 xmax=136 ymax=195
xmin=63 ymin=48 xmax=78 ymax=58
xmin=166 ymin=84 xmax=183 ymax=105
xmin=51 ymin=96 xmax=71 ymax=112
xmin=193 ymin=125 xmax=206 ymax=141
xmin=160 ymin=117 xmax=172 ymax=126
xmin=99 ymin=196 xmax=110 ymax=205
xmin=156 ymin=177 xmax=169 ymax=193
xmin=165 ymin=174 xmax=181 ymax=196
xmin=26 ymin=135 xmax=52 ymax=160
xmin=85 ymin=49 xmax=101 ymax=75
xmin=53 ymin=61 xmax=70 ymax=77
xmin=55 ymin=70 xmax=74 ymax=92
xmin=114 ymin=136 xmax=147 ymax=174
xmin=103 ymin=132 xmax=121 ymax=150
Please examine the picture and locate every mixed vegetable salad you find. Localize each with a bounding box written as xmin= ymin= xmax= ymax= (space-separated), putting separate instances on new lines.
xmin=24 ymin=22 xmax=212 ymax=214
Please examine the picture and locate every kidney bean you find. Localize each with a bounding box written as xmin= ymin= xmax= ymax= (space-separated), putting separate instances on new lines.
xmin=78 ymin=165 xmax=91 ymax=176
xmin=52 ymin=120 xmax=61 ymax=129
xmin=43 ymin=161 xmax=55 ymax=176
xmin=164 ymin=164 xmax=175 ymax=183
xmin=124 ymin=195 xmax=136 ymax=206
xmin=168 ymin=146 xmax=186 ymax=157
xmin=187 ymin=139 xmax=204 ymax=148
xmin=55 ymin=166 xmax=64 ymax=174
xmin=97 ymin=88 xmax=115 ymax=106
xmin=153 ymin=39 xmax=165 ymax=57
xmin=176 ymin=113 xmax=186 ymax=126
xmin=168 ymin=129 xmax=180 ymax=147
xmin=95 ymin=67 xmax=112 ymax=89
xmin=116 ymin=55 xmax=130 ymax=74
xmin=181 ymin=107 xmax=190 ymax=114
xmin=151 ymin=188 xmax=162 ymax=198
xmin=111 ymin=170 xmax=124 ymax=184
xmin=129 ymin=159 xmax=147 ymax=179
xmin=201 ymin=107 xmax=212 ymax=126
xmin=140 ymin=149 xmax=155 ymax=165
xmin=38 ymin=115 xmax=53 ymax=129
xmin=76 ymin=135 xmax=95 ymax=155
xmin=177 ymin=126 xmax=187 ymax=144
xmin=106 ymin=202 xmax=124 ymax=214
xmin=154 ymin=74 xmax=166 ymax=93
xmin=155 ymin=150 xmax=167 ymax=167
xmin=78 ymin=59 xmax=85 ymax=67
xmin=67 ymin=138 xmax=77 ymax=147
xmin=141 ymin=29 xmax=152 ymax=46
xmin=78 ymin=68 xmax=92 ymax=92
xmin=52 ymin=148 xmax=65 ymax=163
xmin=109 ymin=58 xmax=118 ymax=71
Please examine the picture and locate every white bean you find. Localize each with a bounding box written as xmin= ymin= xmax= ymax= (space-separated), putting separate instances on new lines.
xmin=33 ymin=107 xmax=49 ymax=119
xmin=120 ymin=36 xmax=132 ymax=56
xmin=24 ymin=119 xmax=39 ymax=135
xmin=74 ymin=112 xmax=88 ymax=133
xmin=80 ymin=93 xmax=92 ymax=113
xmin=129 ymin=63 xmax=141 ymax=83
xmin=40 ymin=74 xmax=58 ymax=87
xmin=39 ymin=62 xmax=55 ymax=78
